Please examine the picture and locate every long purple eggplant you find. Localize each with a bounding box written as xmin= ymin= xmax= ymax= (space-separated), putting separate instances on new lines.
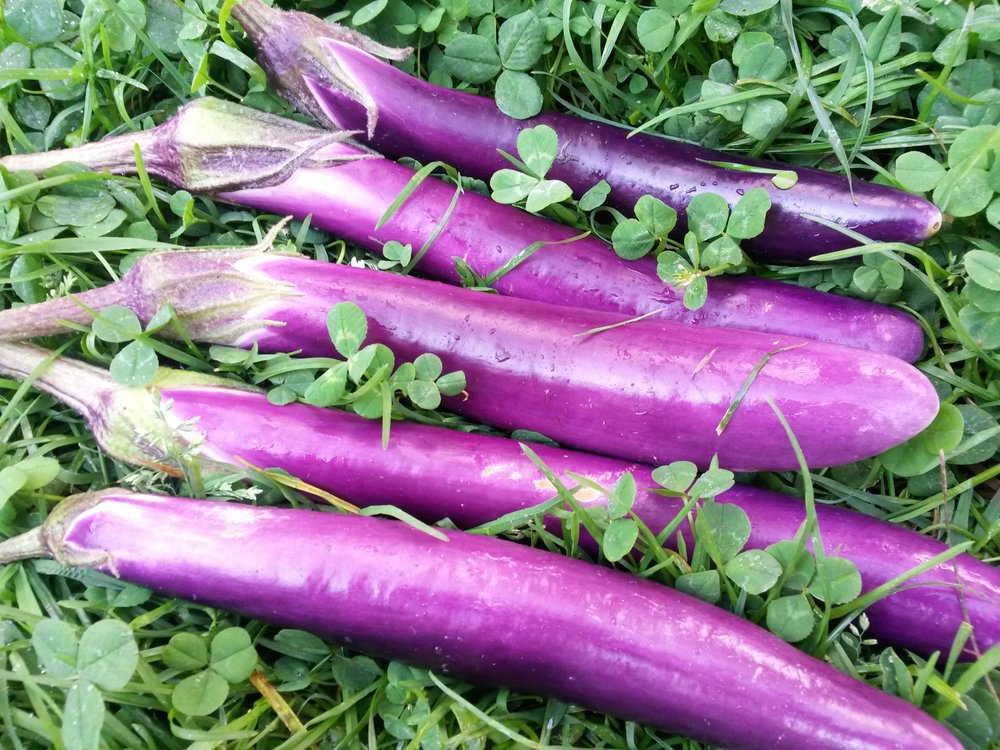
xmin=0 ymin=98 xmax=925 ymax=361
xmin=0 ymin=248 xmax=938 ymax=470
xmin=229 ymin=0 xmax=943 ymax=263
xmin=1 ymin=341 xmax=993 ymax=659
xmin=0 ymin=489 xmax=963 ymax=750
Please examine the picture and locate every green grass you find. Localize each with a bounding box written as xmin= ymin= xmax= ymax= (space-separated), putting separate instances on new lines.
xmin=1 ymin=0 xmax=999 ymax=748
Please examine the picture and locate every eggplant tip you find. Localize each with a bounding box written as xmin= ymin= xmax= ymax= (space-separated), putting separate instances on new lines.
xmin=927 ymin=206 xmax=945 ymax=237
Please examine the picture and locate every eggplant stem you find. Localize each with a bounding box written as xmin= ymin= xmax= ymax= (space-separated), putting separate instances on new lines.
xmin=0 ymin=528 xmax=48 ymax=563
xmin=1 ymin=128 xmax=158 ymax=176
xmin=0 ymin=283 xmax=129 ymax=342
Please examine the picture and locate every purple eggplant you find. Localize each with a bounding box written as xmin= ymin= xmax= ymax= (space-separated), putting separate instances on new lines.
xmin=0 ymin=98 xmax=924 ymax=361
xmin=2 ymin=341 xmax=992 ymax=659
xmin=0 ymin=489 xmax=963 ymax=750
xmin=0 ymin=248 xmax=938 ymax=470
xmin=229 ymin=0 xmax=943 ymax=264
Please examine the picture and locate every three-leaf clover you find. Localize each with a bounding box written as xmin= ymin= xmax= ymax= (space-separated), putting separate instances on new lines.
xmin=164 ymin=627 xmax=258 ymax=716
xmin=490 ymin=125 xmax=573 ymax=213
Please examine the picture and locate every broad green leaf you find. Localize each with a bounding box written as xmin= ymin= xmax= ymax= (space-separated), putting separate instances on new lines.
xmin=988 ymin=196 xmax=1000 ymax=229
xmin=732 ymin=33 xmax=786 ymax=80
xmin=303 ymin=362 xmax=348 ymax=407
xmin=578 ymin=180 xmax=611 ymax=211
xmin=725 ymin=549 xmax=782 ymax=594
xmin=77 ymin=620 xmax=139 ymax=691
xmin=92 ymin=306 xmax=142 ymax=343
xmin=766 ymin=594 xmax=815 ymax=642
xmin=444 ymin=34 xmax=501 ymax=83
xmin=611 ymin=219 xmax=654 ymax=259
xmin=894 ymin=151 xmax=945 ymax=193
xmin=31 ymin=619 xmax=78 ymax=679
xmin=696 ymin=500 xmax=750 ymax=563
xmin=10 ymin=254 xmax=46 ymax=304
xmin=676 ymin=570 xmax=721 ymax=603
xmin=932 ymin=28 xmax=968 ymax=68
xmin=608 ymin=472 xmax=636 ymax=518
xmin=497 ymin=11 xmax=545 ymax=71
xmin=719 ymin=0 xmax=779 ymax=16
xmin=435 ymin=370 xmax=467 ymax=396
xmin=33 ymin=46 xmax=86 ymax=101
xmin=525 ymin=179 xmax=572 ymax=212
xmin=351 ymin=389 xmax=385 ymax=419
xmin=406 ymin=380 xmax=441 ymax=410
xmin=766 ymin=540 xmax=816 ymax=592
xmin=490 ymin=169 xmax=537 ymax=204
xmin=811 ymin=556 xmax=862 ymax=605
xmin=15 ymin=455 xmax=60 ymax=490
xmin=948 ymin=126 xmax=996 ymax=169
xmin=413 ymin=353 xmax=443 ymax=382
xmin=332 ymin=654 xmax=382 ymax=691
xmin=274 ymin=629 xmax=331 ymax=661
xmin=651 ymin=461 xmax=697 ymax=493
xmin=267 ymin=385 xmax=297 ymax=406
xmin=146 ymin=0 xmax=183 ymax=55
xmin=602 ymin=517 xmax=639 ymax=562
xmin=704 ymin=10 xmax=740 ymax=43
xmin=105 ymin=0 xmax=146 ymax=54
xmin=0 ymin=466 xmax=26 ymax=510
xmin=495 ymin=70 xmax=542 ymax=119
xmin=688 ymin=468 xmax=735 ymax=499
xmin=109 ymin=342 xmax=158 ymax=387
xmin=6 ymin=0 xmax=63 ymax=45
xmin=686 ymin=193 xmax=729 ymax=242
xmin=63 ymin=682 xmax=104 ymax=750
xmin=657 ymin=251 xmax=693 ymax=284
xmin=635 ymin=195 xmax=677 ymax=238
xmin=965 ymin=250 xmax=1000 ymax=292
xmin=960 ymin=304 xmax=1000 ymax=350
xmin=172 ymin=670 xmax=229 ymax=716
xmin=353 ymin=0 xmax=389 ymax=26
xmin=0 ymin=44 xmax=30 ymax=90
xmin=967 ymin=280 xmax=1000 ymax=312
xmin=701 ymin=235 xmax=742 ymax=268
xmin=864 ymin=6 xmax=901 ymax=62
xmin=210 ymin=627 xmax=257 ymax=683
xmin=853 ymin=265 xmax=882 ymax=296
xmin=637 ymin=10 xmax=675 ymax=53
xmin=327 ymin=302 xmax=368 ymax=357
xmin=164 ymin=633 xmax=209 ymax=672
xmin=14 ymin=95 xmax=51 ymax=130
xmin=701 ymin=80 xmax=744 ymax=122
xmin=880 ymin=403 xmax=965 ymax=476
xmin=36 ymin=194 xmax=116 ymax=227
xmin=742 ymin=98 xmax=787 ymax=139
xmin=727 ymin=188 xmax=772 ymax=239
xmin=683 ymin=275 xmax=708 ymax=310
xmin=934 ymin=167 xmax=994 ymax=218
xmin=952 ymin=405 xmax=1000 ymax=465
xmin=517 ymin=124 xmax=559 ymax=178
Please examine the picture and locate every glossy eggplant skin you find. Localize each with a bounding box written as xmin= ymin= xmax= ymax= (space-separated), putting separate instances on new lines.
xmin=0 ymin=341 xmax=990 ymax=659
xmin=227 ymin=157 xmax=924 ymax=361
xmin=0 ymin=250 xmax=938 ymax=471
xmin=164 ymin=386 xmax=998 ymax=659
xmin=0 ymin=98 xmax=925 ymax=361
xmin=7 ymin=489 xmax=961 ymax=750
xmin=230 ymin=0 xmax=942 ymax=263
xmin=229 ymin=253 xmax=938 ymax=471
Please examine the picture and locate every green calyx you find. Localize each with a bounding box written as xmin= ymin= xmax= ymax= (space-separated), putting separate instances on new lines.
xmin=168 ymin=97 xmax=375 ymax=193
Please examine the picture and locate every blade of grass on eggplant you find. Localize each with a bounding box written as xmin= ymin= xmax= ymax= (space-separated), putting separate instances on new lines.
xmin=228 ymin=0 xmax=943 ymax=264
xmin=0 ymin=490 xmax=964 ymax=750
xmin=0 ymin=98 xmax=925 ymax=362
xmin=0 ymin=245 xmax=939 ymax=471
xmin=0 ymin=341 xmax=993 ymax=659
